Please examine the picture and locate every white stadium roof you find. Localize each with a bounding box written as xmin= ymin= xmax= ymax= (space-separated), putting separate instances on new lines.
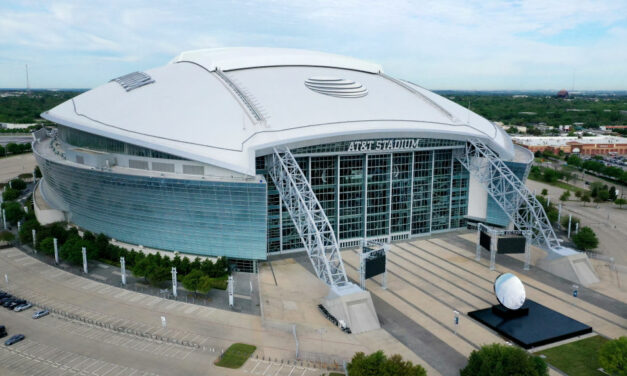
xmin=42 ymin=47 xmax=514 ymax=176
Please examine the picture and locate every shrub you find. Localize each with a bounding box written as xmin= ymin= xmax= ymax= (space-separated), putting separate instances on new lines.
xmin=347 ymin=350 xmax=427 ymax=376
xmin=0 ymin=231 xmax=15 ymax=242
xmin=541 ymin=188 xmax=548 ymax=196
xmin=460 ymin=343 xmax=548 ymax=376
xmin=572 ymin=227 xmax=599 ymax=251
xmin=599 ymin=336 xmax=626 ymax=376
xmin=560 ymin=191 xmax=571 ymax=201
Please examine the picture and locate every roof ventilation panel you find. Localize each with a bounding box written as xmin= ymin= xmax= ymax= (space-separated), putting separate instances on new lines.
xmin=111 ymin=72 xmax=155 ymax=92
xmin=305 ymin=76 xmax=368 ymax=98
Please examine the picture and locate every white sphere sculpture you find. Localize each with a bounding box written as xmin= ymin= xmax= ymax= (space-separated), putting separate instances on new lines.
xmin=494 ymin=273 xmax=526 ymax=310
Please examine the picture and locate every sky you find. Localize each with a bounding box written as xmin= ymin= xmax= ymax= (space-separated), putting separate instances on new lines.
xmin=1 ymin=0 xmax=626 ymax=90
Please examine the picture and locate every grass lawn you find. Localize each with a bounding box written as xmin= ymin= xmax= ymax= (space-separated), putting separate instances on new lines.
xmin=538 ymin=336 xmax=608 ymax=376
xmin=528 ymin=176 xmax=589 ymax=194
xmin=215 ymin=343 xmax=257 ymax=369
xmin=328 ymin=373 xmax=345 ymax=376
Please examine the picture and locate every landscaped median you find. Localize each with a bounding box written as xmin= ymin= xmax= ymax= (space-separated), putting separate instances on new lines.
xmin=215 ymin=343 xmax=257 ymax=369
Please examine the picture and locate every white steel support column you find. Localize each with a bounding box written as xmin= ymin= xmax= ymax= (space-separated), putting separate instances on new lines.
xmin=336 ymin=156 xmax=341 ymax=241
xmin=267 ymin=146 xmax=349 ymax=287
xmin=455 ymin=139 xmax=561 ymax=252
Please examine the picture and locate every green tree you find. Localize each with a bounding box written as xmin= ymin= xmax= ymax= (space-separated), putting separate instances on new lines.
xmin=2 ymin=201 xmax=24 ymax=224
xmin=9 ymin=178 xmax=26 ymax=191
xmin=2 ymin=188 xmax=20 ymax=201
xmin=146 ymin=265 xmax=171 ymax=287
xmin=6 ymin=143 xmax=20 ymax=154
xmin=460 ymin=344 xmax=548 ymax=376
xmin=598 ymin=189 xmax=610 ymax=201
xmin=575 ymin=190 xmax=583 ymax=198
xmin=541 ymin=188 xmax=548 ymax=196
xmin=39 ymin=237 xmax=55 ymax=256
xmin=566 ymin=155 xmax=582 ymax=167
xmin=132 ymin=258 xmax=152 ymax=280
xmin=615 ymin=198 xmax=627 ymax=208
xmin=34 ymin=166 xmax=42 ymax=178
xmin=560 ymin=191 xmax=571 ymax=201
xmin=581 ymin=193 xmax=591 ymax=206
xmin=572 ymin=227 xmax=599 ymax=251
xmin=59 ymin=235 xmax=92 ymax=265
xmin=181 ymin=269 xmax=204 ymax=295
xmin=347 ymin=350 xmax=426 ymax=376
xmin=0 ymin=145 xmax=5 ymax=157
xmin=543 ymin=169 xmax=559 ymax=183
xmin=599 ymin=336 xmax=626 ymax=376
xmin=561 ymin=215 xmax=580 ymax=232
xmin=197 ymin=275 xmax=213 ymax=295
xmin=609 ymin=186 xmax=618 ymax=201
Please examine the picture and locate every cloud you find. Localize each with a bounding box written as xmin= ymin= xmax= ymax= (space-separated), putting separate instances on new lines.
xmin=0 ymin=0 xmax=625 ymax=89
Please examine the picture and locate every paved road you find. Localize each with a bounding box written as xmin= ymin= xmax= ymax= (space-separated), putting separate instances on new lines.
xmin=0 ymin=135 xmax=31 ymax=146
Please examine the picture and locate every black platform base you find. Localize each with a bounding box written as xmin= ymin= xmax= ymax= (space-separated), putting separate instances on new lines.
xmin=468 ymin=299 xmax=592 ymax=349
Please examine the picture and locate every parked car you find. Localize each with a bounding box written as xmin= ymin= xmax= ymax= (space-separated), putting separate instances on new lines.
xmin=14 ymin=303 xmax=32 ymax=312
xmin=0 ymin=325 xmax=6 ymax=338
xmin=32 ymin=310 xmax=49 ymax=319
xmin=7 ymin=300 xmax=25 ymax=309
xmin=4 ymin=334 xmax=24 ymax=346
xmin=2 ymin=299 xmax=16 ymax=308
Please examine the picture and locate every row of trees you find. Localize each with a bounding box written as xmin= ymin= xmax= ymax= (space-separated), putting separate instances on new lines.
xmin=17 ymin=218 xmax=230 ymax=291
xmin=0 ymin=142 xmax=31 ymax=158
xmin=566 ymin=154 xmax=627 ymax=185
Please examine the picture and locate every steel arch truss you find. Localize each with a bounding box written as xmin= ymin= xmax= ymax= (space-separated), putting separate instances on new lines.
xmin=455 ymin=139 xmax=560 ymax=251
xmin=267 ymin=147 xmax=349 ymax=287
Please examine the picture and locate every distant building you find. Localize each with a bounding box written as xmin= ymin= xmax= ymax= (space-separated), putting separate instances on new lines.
xmin=513 ymin=136 xmax=627 ymax=155
xmin=0 ymin=122 xmax=36 ymax=130
xmin=557 ymin=90 xmax=569 ymax=98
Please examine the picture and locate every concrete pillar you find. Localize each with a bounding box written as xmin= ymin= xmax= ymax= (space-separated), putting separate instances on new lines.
xmin=575 ymin=222 xmax=579 ymax=234
xmin=567 ymin=215 xmax=572 ymax=238
xmin=32 ymin=229 xmax=36 ymax=253
xmin=557 ymin=203 xmax=562 ymax=224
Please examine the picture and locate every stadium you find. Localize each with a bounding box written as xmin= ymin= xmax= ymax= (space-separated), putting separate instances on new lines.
xmin=32 ymin=47 xmax=537 ymax=274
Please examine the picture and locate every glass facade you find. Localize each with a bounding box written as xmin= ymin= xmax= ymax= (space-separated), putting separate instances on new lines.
xmin=36 ymin=154 xmax=267 ymax=260
xmin=58 ymin=125 xmax=185 ymax=160
xmin=257 ymin=138 xmax=470 ymax=253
